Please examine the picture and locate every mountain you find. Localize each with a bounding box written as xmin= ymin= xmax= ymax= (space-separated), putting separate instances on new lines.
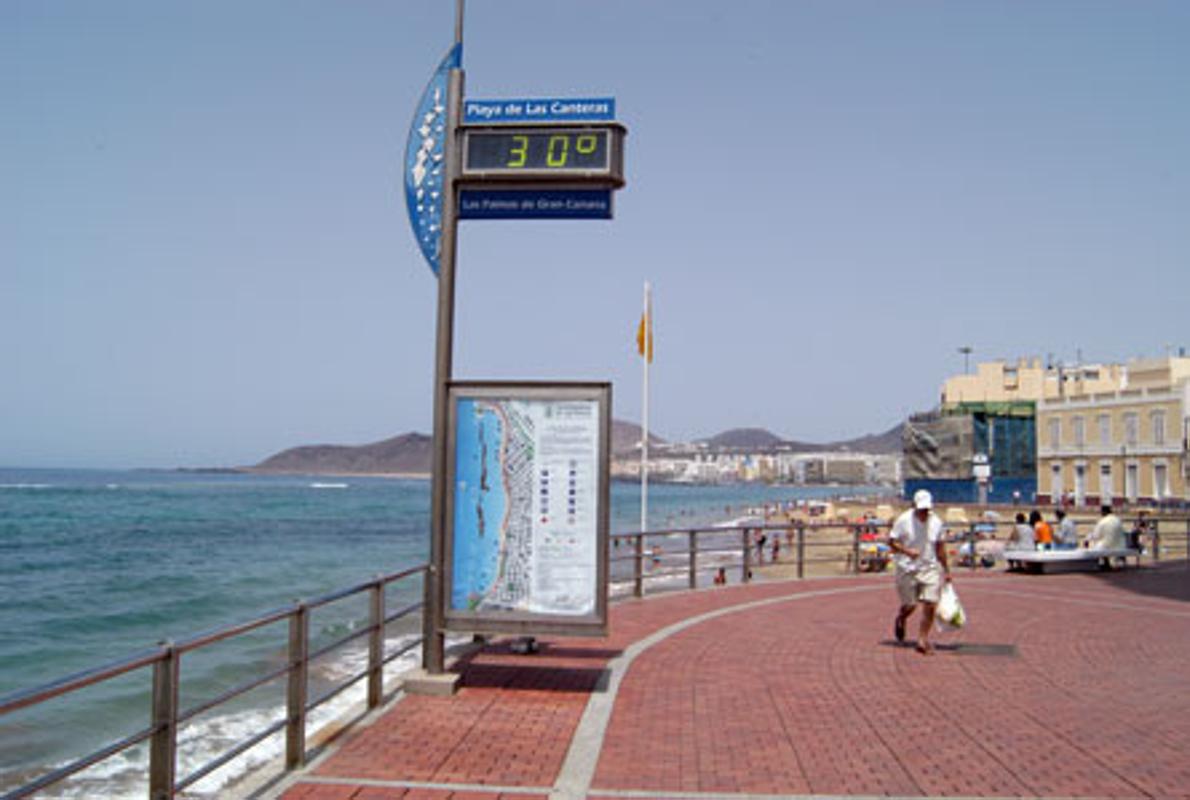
xmin=252 ymin=432 xmax=433 ymax=476
xmin=700 ymin=427 xmax=789 ymax=450
xmin=695 ymin=423 xmax=904 ymax=455
xmin=249 ymin=420 xmax=903 ymax=476
xmin=611 ymin=419 xmax=667 ymax=456
xmin=826 ymin=423 xmax=903 ymax=455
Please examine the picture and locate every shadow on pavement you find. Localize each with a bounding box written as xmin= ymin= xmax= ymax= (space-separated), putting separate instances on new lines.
xmin=1085 ymin=560 xmax=1190 ymax=604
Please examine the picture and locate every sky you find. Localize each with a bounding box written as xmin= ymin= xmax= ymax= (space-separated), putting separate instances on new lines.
xmin=3 ymin=1 xmax=1188 ymax=469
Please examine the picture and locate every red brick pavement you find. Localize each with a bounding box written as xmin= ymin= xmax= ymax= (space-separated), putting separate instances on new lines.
xmin=277 ymin=564 xmax=1190 ymax=799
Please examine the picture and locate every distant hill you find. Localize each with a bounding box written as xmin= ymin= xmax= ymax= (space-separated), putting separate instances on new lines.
xmin=252 ymin=432 xmax=433 ymax=476
xmin=700 ymin=427 xmax=789 ymax=450
xmin=249 ymin=419 xmax=902 ymax=476
xmin=611 ymin=419 xmax=667 ymax=456
xmin=826 ymin=423 xmax=904 ymax=455
xmin=695 ymin=423 xmax=904 ymax=455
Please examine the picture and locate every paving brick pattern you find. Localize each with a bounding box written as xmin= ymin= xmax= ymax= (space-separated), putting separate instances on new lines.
xmin=279 ymin=565 xmax=1190 ymax=798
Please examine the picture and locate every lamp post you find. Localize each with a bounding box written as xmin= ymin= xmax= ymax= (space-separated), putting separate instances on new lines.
xmin=958 ymin=346 xmax=973 ymax=375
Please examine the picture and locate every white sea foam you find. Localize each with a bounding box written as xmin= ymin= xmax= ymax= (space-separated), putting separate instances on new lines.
xmin=1 ymin=633 xmax=437 ymax=799
xmin=0 ymin=483 xmax=52 ymax=489
xmin=309 ymin=482 xmax=349 ymax=489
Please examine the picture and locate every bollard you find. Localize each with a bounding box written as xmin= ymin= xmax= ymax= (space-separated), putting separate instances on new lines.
xmin=688 ymin=530 xmax=697 ymax=590
xmin=286 ymin=603 xmax=309 ymax=769
xmin=149 ymin=642 xmax=178 ymax=800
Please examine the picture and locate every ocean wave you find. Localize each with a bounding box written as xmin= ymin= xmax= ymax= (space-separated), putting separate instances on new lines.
xmin=308 ymin=482 xmax=349 ymax=489
xmin=0 ymin=483 xmax=52 ymax=490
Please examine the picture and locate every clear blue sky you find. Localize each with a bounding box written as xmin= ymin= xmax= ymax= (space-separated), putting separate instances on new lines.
xmin=3 ymin=1 xmax=1188 ymax=468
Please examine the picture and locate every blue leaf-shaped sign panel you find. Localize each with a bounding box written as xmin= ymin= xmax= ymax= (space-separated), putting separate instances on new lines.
xmin=404 ymin=44 xmax=461 ymax=276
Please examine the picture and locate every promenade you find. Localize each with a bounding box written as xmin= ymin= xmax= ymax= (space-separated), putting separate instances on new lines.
xmin=269 ymin=563 xmax=1190 ymax=800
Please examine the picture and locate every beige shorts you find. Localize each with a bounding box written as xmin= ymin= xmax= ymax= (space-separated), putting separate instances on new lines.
xmin=896 ymin=566 xmax=942 ymax=606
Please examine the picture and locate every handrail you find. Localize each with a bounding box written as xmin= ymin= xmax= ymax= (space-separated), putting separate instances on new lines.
xmin=4 ymin=514 xmax=1188 ymax=800
xmin=0 ymin=564 xmax=429 ymax=800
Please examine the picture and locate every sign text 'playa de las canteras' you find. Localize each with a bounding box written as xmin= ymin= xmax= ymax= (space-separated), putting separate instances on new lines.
xmin=402 ymin=5 xmax=627 ymax=679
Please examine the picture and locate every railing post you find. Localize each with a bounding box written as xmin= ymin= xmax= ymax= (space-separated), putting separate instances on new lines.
xmin=149 ymin=642 xmax=178 ymax=800
xmin=286 ymin=603 xmax=309 ymax=770
xmin=368 ymin=579 xmax=384 ymax=709
xmin=796 ymin=523 xmax=805 ymax=579
xmin=741 ymin=528 xmax=751 ymax=583
xmin=1151 ymin=520 xmax=1160 ymax=562
xmin=688 ymin=530 xmax=697 ymax=589
xmin=633 ymin=534 xmax=644 ymax=598
xmin=851 ymin=524 xmax=860 ymax=575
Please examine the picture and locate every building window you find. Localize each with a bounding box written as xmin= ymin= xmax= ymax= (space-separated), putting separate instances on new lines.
xmin=1099 ymin=462 xmax=1112 ymax=504
xmin=1048 ymin=417 xmax=1061 ymax=449
xmin=1072 ymin=416 xmax=1085 ymax=447
xmin=1154 ymin=463 xmax=1169 ymax=499
xmin=1151 ymin=410 xmax=1166 ymax=445
xmin=1051 ymin=463 xmax=1062 ymax=499
xmin=1126 ymin=463 xmax=1139 ymax=502
xmin=1098 ymin=413 xmax=1111 ymax=445
xmin=1123 ymin=413 xmax=1139 ymax=446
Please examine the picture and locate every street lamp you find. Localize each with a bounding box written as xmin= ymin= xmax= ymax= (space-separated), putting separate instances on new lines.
xmin=958 ymin=346 xmax=973 ymax=375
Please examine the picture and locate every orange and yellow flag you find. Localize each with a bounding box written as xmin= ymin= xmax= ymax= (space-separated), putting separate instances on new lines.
xmin=636 ymin=304 xmax=653 ymax=363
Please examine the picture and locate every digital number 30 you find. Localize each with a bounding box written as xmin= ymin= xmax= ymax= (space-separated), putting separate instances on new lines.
xmin=506 ymin=134 xmax=598 ymax=168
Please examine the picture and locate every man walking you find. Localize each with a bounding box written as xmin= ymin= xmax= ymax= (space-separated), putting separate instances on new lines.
xmin=888 ymin=489 xmax=951 ymax=655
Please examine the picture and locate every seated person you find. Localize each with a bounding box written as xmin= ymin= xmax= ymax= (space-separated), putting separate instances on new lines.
xmin=1030 ymin=509 xmax=1054 ymax=550
xmin=1006 ymin=512 xmax=1035 ymax=570
xmin=1054 ymin=509 xmax=1078 ymax=550
xmin=1085 ymin=505 xmax=1125 ymax=550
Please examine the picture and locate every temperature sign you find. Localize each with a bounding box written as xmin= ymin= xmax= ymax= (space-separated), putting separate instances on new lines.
xmin=460 ymin=124 xmax=625 ymax=186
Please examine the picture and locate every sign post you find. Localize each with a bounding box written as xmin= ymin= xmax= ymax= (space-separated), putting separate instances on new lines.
xmin=404 ymin=2 xmax=627 ymax=682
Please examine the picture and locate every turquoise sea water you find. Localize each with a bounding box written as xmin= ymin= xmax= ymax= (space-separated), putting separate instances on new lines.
xmin=0 ymin=467 xmax=878 ymax=798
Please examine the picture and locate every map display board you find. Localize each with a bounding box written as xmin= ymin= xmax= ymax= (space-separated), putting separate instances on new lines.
xmin=443 ymin=382 xmax=610 ymax=636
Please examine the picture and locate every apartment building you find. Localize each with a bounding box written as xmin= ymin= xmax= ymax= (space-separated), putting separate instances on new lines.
xmin=942 ymin=357 xmax=1125 ymax=406
xmin=1036 ymin=357 xmax=1190 ymax=506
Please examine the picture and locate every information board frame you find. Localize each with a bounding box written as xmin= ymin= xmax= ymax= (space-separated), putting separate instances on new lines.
xmin=441 ymin=381 xmax=611 ymax=637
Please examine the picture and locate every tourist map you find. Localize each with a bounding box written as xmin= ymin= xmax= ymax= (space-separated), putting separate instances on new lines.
xmin=450 ymin=397 xmax=600 ymax=616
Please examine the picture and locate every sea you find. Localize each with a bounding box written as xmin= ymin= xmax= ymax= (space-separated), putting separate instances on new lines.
xmin=0 ymin=467 xmax=880 ymax=798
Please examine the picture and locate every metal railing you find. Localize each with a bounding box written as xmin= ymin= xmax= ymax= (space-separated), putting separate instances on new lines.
xmin=610 ymin=513 xmax=1190 ymax=598
xmin=0 ymin=565 xmax=427 ymax=800
xmin=5 ymin=512 xmax=1189 ymax=799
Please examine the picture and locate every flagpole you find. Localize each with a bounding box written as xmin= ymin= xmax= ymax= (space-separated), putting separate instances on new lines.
xmin=640 ymin=281 xmax=650 ymax=535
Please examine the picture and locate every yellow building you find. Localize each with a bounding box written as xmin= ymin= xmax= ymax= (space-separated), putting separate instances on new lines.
xmin=1036 ymin=357 xmax=1190 ymax=506
xmin=942 ymin=357 xmax=1125 ymax=406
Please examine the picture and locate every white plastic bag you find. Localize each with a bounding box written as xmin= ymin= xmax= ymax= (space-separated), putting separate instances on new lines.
xmin=936 ymin=582 xmax=966 ymax=630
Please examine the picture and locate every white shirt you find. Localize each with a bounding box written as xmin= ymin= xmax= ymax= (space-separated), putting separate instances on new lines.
xmin=889 ymin=508 xmax=943 ymax=573
xmin=1090 ymin=513 xmax=1124 ymax=550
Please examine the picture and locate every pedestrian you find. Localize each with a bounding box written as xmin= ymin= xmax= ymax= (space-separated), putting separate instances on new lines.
xmin=888 ymin=489 xmax=952 ymax=656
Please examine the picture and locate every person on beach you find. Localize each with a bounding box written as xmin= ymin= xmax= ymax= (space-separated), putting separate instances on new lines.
xmin=888 ymin=489 xmax=952 ymax=655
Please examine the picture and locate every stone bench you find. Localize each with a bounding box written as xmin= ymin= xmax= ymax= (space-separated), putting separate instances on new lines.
xmin=1003 ymin=547 xmax=1142 ymax=574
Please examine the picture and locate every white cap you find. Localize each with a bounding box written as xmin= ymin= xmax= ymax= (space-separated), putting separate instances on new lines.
xmin=913 ymin=489 xmax=933 ymax=510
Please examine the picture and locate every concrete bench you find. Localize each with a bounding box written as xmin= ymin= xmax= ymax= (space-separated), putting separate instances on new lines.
xmin=1003 ymin=547 xmax=1142 ymax=574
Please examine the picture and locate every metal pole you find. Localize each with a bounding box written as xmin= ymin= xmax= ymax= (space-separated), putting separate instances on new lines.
xmin=796 ymin=523 xmax=805 ymax=579
xmin=851 ymin=524 xmax=860 ymax=575
xmin=286 ymin=604 xmax=309 ymax=769
xmin=1151 ymin=519 xmax=1160 ymax=562
xmin=423 ymin=5 xmax=466 ymax=676
xmin=688 ymin=530 xmax=697 ymax=590
xmin=368 ymin=579 xmax=384 ymax=708
xmin=640 ymin=281 xmax=650 ymax=535
xmin=742 ymin=529 xmax=751 ymax=582
xmin=149 ymin=643 xmax=178 ymax=800
xmin=633 ymin=534 xmax=644 ymax=598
